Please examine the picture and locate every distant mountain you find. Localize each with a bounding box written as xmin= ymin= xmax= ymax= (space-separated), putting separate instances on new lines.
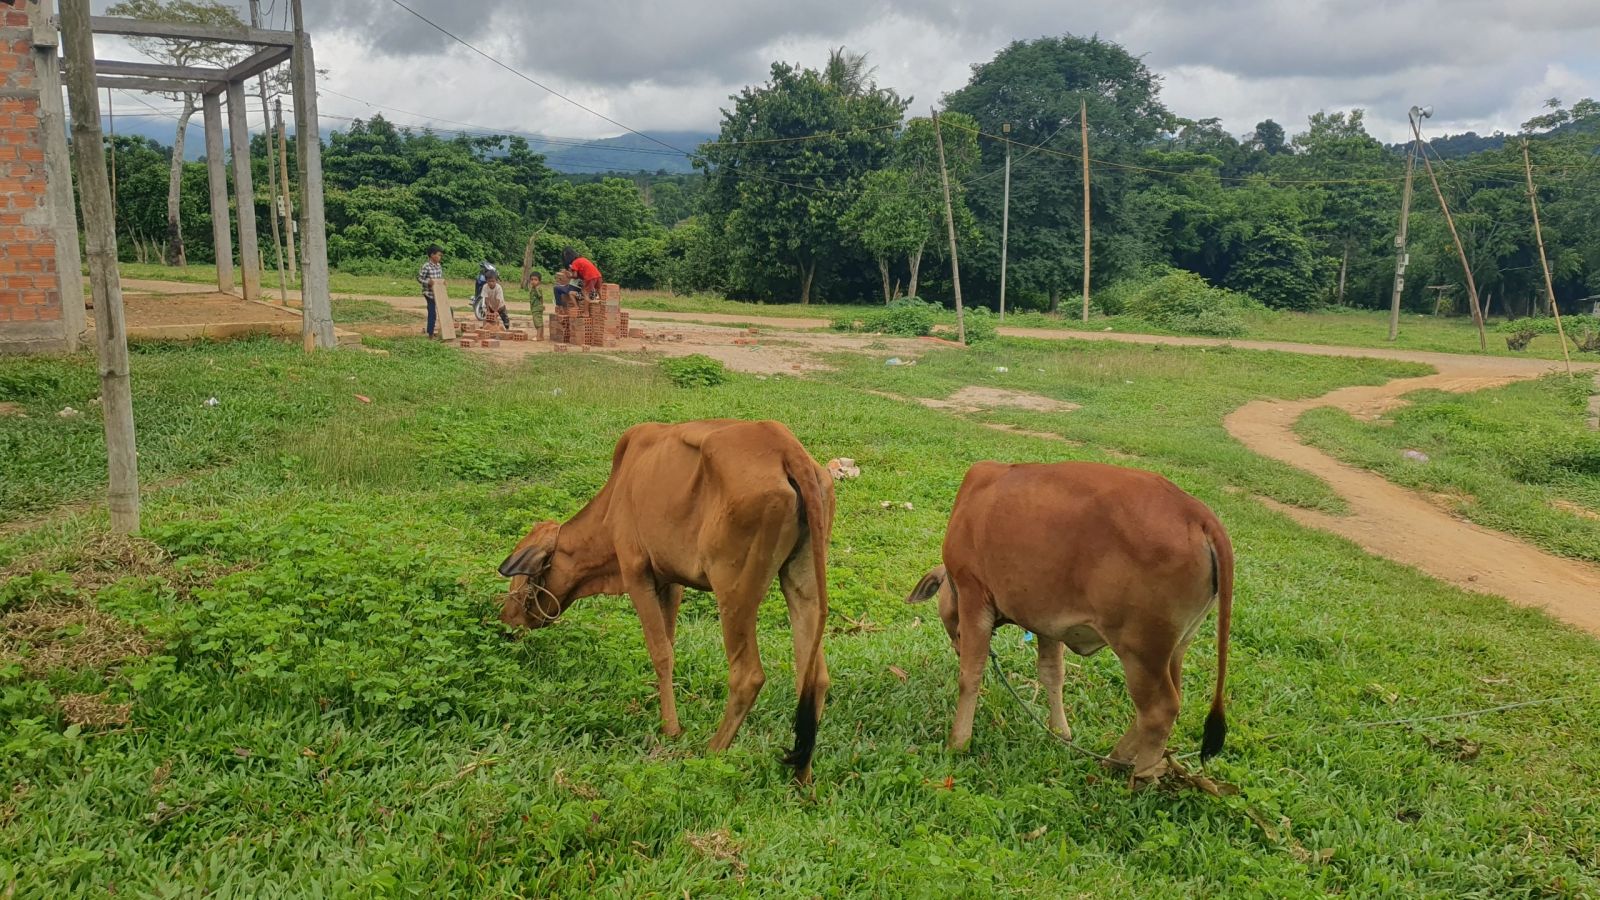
xmin=101 ymin=116 xmax=714 ymax=174
xmin=539 ymin=130 xmax=714 ymax=175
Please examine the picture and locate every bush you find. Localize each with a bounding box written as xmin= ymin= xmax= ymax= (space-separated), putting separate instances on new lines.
xmin=832 ymin=296 xmax=940 ymax=337
xmin=659 ymin=354 xmax=728 ymax=388
xmin=1123 ymin=271 xmax=1260 ymax=337
xmin=961 ymin=307 xmax=997 ymax=344
xmin=1496 ymin=317 xmax=1566 ymax=336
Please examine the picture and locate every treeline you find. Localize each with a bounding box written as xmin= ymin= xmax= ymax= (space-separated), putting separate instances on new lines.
xmin=104 ymin=36 xmax=1600 ymax=314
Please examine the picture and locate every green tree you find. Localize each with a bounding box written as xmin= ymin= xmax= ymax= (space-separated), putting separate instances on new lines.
xmin=105 ymin=0 xmax=247 ymax=268
xmin=944 ymin=35 xmax=1170 ymax=311
xmin=698 ymin=51 xmax=906 ymax=303
xmin=558 ymin=178 xmax=661 ymax=242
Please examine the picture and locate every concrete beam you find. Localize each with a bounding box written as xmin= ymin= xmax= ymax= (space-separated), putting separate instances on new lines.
xmin=95 ymin=59 xmax=227 ymax=81
xmin=223 ymin=45 xmax=291 ymax=83
xmin=97 ymin=75 xmax=220 ymax=94
xmin=88 ymin=15 xmax=295 ymax=47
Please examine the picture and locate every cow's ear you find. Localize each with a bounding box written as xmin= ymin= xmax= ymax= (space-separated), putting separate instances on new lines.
xmin=499 ymin=545 xmax=551 ymax=579
xmin=905 ymin=566 xmax=946 ymax=604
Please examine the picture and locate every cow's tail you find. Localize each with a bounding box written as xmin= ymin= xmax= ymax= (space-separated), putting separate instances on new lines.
xmin=1201 ymin=516 xmax=1234 ymax=761
xmin=780 ymin=447 xmax=832 ymax=781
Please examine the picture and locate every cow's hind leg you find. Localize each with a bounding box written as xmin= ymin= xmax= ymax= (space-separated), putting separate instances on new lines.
xmin=1111 ymin=654 xmax=1180 ymax=782
xmin=706 ymin=577 xmax=770 ymax=753
xmin=780 ymin=546 xmax=830 ymax=717
xmin=1036 ymin=637 xmax=1071 ymax=740
xmin=949 ymin=574 xmax=994 ymax=752
xmin=625 ymin=576 xmax=683 ymax=738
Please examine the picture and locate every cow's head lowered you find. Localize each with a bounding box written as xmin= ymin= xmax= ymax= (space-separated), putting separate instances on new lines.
xmin=497 ymin=521 xmax=571 ymax=629
xmin=905 ymin=565 xmax=960 ymax=652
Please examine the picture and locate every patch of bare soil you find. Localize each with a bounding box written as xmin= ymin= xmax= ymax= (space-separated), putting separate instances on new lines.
xmin=116 ymin=292 xmax=300 ymax=329
xmin=684 ymin=829 xmax=747 ymax=876
xmin=1551 ymin=499 xmax=1600 ymax=522
xmin=921 ymin=386 xmax=1080 ymax=414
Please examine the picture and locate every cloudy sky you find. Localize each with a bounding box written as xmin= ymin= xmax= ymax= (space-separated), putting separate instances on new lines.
xmin=92 ymin=0 xmax=1600 ymax=147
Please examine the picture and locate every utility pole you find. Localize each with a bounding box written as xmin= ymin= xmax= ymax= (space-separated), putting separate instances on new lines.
xmin=1523 ymin=139 xmax=1573 ymax=376
xmin=61 ymin=0 xmax=141 ymax=533
xmin=1388 ymin=138 xmax=1416 ymax=341
xmin=1080 ymin=98 xmax=1091 ymax=322
xmin=1411 ymin=112 xmax=1487 ymax=351
xmin=249 ymin=0 xmax=289 ymax=304
xmin=999 ymin=122 xmax=1010 ymax=323
xmin=932 ymin=108 xmax=966 ymax=344
xmin=276 ymin=99 xmax=297 ymax=274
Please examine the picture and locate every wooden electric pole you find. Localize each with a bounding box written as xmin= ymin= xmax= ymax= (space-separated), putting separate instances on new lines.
xmin=249 ymin=0 xmax=289 ymax=304
xmin=1523 ymin=139 xmax=1573 ymax=376
xmin=276 ymin=99 xmax=297 ymax=275
xmin=1080 ymin=98 xmax=1091 ymax=322
xmin=1411 ymin=117 xmax=1487 ymax=351
xmin=999 ymin=122 xmax=1010 ymax=323
xmin=932 ymin=109 xmax=966 ymax=344
xmin=61 ymin=0 xmax=141 ymax=533
xmin=1387 ymin=141 xmax=1416 ymax=341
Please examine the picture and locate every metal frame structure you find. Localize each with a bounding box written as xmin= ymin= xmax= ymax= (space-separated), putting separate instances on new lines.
xmin=58 ymin=7 xmax=335 ymax=348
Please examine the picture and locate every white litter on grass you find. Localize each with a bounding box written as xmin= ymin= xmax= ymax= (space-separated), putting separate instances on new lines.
xmin=57 ymin=406 xmax=80 ymax=419
xmin=994 ymin=366 xmax=1009 ymax=373
xmin=551 ymin=388 xmax=564 ymax=396
xmin=827 ymin=458 xmax=861 ymax=481
xmin=885 ymin=358 xmax=903 ymax=366
xmin=1402 ymin=449 xmax=1430 ymax=463
xmin=878 ymin=501 xmax=914 ymax=510
xmin=204 ymin=397 xmax=220 ymax=407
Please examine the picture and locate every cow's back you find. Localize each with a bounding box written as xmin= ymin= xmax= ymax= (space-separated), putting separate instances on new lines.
xmin=604 ymin=420 xmax=814 ymax=585
xmin=944 ymin=462 xmax=1216 ymax=631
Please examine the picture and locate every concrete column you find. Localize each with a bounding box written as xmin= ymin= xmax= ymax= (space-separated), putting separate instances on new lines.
xmin=224 ymin=80 xmax=260 ymax=302
xmin=290 ymin=29 xmax=334 ymax=348
xmin=201 ymin=91 xmax=234 ymax=293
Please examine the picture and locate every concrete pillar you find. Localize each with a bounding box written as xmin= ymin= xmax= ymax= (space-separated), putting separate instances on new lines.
xmin=225 ymin=80 xmax=260 ymax=303
xmin=290 ymin=27 xmax=334 ymax=348
xmin=201 ymin=91 xmax=233 ymax=293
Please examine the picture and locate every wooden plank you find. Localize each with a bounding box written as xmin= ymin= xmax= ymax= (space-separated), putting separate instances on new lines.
xmin=62 ymin=0 xmax=142 ymax=534
xmin=89 ymin=15 xmax=295 ymax=47
xmin=202 ymin=91 xmax=234 ymax=293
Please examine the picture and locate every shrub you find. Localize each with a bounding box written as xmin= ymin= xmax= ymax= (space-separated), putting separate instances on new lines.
xmin=832 ymin=296 xmax=940 ymax=337
xmin=1496 ymin=317 xmax=1566 ymax=336
xmin=1123 ymin=271 xmax=1260 ymax=337
xmin=961 ymin=307 xmax=997 ymax=344
xmin=660 ymin=354 xmax=728 ymax=388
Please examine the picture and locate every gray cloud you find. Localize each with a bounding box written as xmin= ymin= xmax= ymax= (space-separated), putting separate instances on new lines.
xmin=90 ymin=0 xmax=1600 ymax=145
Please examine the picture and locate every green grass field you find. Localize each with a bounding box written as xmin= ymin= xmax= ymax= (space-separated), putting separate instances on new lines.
xmin=1297 ymin=375 xmax=1600 ymax=564
xmin=5 ymin=335 xmax=1599 ymax=896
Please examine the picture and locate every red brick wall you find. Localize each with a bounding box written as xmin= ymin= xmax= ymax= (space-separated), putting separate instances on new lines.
xmin=0 ymin=1 xmax=65 ymax=346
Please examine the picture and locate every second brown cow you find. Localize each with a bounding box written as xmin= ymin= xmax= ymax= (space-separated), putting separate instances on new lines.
xmin=906 ymin=460 xmax=1233 ymax=781
xmin=499 ymin=419 xmax=834 ymax=782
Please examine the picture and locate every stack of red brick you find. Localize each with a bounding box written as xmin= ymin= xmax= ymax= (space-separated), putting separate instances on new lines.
xmin=456 ymin=318 xmax=531 ymax=349
xmin=549 ymin=282 xmax=627 ymax=348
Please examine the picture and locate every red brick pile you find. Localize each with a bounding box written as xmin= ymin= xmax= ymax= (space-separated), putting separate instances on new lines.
xmin=456 ymin=315 xmax=531 ymax=349
xmin=549 ymin=283 xmax=630 ymax=348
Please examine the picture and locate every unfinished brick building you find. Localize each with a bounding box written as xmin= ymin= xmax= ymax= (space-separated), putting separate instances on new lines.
xmin=0 ymin=0 xmax=86 ymax=354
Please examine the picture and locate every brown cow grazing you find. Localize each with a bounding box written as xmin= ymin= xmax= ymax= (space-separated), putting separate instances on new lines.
xmin=498 ymin=419 xmax=834 ymax=782
xmin=906 ymin=461 xmax=1233 ymax=781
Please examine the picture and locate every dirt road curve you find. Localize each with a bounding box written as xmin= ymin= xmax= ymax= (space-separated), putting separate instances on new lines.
xmin=1002 ymin=328 xmax=1600 ymax=635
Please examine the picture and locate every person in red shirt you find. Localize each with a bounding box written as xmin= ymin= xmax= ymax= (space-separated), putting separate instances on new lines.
xmin=563 ymin=248 xmax=603 ymax=300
